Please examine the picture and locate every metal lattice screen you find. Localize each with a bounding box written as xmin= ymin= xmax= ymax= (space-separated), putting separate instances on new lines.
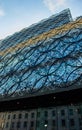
xmin=0 ymin=9 xmax=82 ymax=99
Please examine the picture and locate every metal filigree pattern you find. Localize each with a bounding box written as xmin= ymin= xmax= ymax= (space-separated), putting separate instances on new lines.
xmin=0 ymin=9 xmax=82 ymax=99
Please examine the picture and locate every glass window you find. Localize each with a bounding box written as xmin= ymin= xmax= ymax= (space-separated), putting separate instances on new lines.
xmin=61 ymin=110 xmax=65 ymax=116
xmin=8 ymin=115 xmax=10 ymax=119
xmin=79 ymin=118 xmax=82 ymax=126
xmin=25 ymin=113 xmax=28 ymax=118
xmin=23 ymin=121 xmax=27 ymax=128
xmin=69 ymin=109 xmax=73 ymax=115
xmin=18 ymin=113 xmax=22 ymax=119
xmin=52 ymin=110 xmax=55 ymax=117
xmin=78 ymin=108 xmax=81 ymax=114
xmin=11 ymin=122 xmax=15 ymax=128
xmin=31 ymin=121 xmax=34 ymax=127
xmin=31 ymin=112 xmax=35 ymax=118
xmin=17 ymin=121 xmax=21 ymax=128
xmin=44 ymin=120 xmax=48 ymax=125
xmin=37 ymin=112 xmax=40 ymax=118
xmin=70 ymin=119 xmax=75 ymax=126
xmin=77 ymin=108 xmax=82 ymax=115
xmin=13 ymin=114 xmax=16 ymax=119
xmin=61 ymin=119 xmax=66 ymax=127
xmin=36 ymin=121 xmax=40 ymax=127
xmin=44 ymin=111 xmax=48 ymax=117
xmin=52 ymin=120 xmax=56 ymax=127
xmin=6 ymin=122 xmax=9 ymax=128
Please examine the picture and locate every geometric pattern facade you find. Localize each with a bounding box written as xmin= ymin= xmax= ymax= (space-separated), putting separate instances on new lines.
xmin=0 ymin=9 xmax=82 ymax=99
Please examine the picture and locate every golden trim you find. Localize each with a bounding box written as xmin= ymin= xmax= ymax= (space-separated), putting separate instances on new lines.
xmin=0 ymin=18 xmax=82 ymax=56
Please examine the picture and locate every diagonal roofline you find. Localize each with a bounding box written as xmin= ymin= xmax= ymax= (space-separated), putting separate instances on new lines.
xmin=0 ymin=18 xmax=82 ymax=57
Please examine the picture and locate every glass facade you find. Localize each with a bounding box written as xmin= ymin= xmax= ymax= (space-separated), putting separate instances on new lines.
xmin=0 ymin=9 xmax=81 ymax=99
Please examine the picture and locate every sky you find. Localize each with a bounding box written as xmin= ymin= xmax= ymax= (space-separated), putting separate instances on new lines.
xmin=0 ymin=0 xmax=82 ymax=39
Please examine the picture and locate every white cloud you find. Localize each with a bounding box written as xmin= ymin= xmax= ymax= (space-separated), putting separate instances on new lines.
xmin=43 ymin=0 xmax=67 ymax=13
xmin=0 ymin=8 xmax=5 ymax=16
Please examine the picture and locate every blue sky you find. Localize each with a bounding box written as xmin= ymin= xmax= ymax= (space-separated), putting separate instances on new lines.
xmin=0 ymin=0 xmax=82 ymax=39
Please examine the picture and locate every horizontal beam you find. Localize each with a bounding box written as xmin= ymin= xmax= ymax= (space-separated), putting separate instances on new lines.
xmin=0 ymin=87 xmax=82 ymax=112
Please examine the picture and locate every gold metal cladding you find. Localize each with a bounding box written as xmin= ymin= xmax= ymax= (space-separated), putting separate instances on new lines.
xmin=0 ymin=18 xmax=82 ymax=56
